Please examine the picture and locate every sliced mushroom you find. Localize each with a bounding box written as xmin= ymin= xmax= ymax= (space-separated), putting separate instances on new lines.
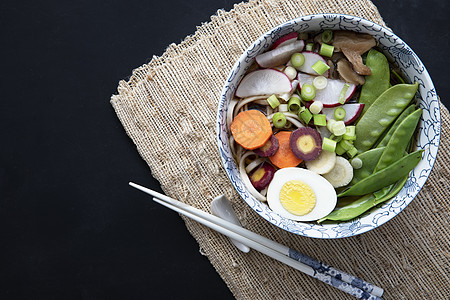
xmin=332 ymin=31 xmax=376 ymax=76
xmin=327 ymin=60 xmax=338 ymax=80
xmin=330 ymin=51 xmax=345 ymax=63
xmin=313 ymin=33 xmax=323 ymax=45
xmin=337 ymin=59 xmax=365 ymax=85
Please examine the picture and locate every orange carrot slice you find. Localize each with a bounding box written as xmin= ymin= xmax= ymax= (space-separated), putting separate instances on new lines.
xmin=231 ymin=110 xmax=272 ymax=150
xmin=269 ymin=131 xmax=303 ymax=168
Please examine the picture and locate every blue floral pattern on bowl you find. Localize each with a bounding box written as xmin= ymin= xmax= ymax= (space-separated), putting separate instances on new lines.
xmin=216 ymin=14 xmax=440 ymax=239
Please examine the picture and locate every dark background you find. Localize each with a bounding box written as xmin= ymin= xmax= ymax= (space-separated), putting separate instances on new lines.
xmin=0 ymin=0 xmax=448 ymax=299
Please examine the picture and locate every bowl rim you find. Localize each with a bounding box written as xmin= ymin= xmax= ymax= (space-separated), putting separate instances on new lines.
xmin=216 ymin=13 xmax=441 ymax=239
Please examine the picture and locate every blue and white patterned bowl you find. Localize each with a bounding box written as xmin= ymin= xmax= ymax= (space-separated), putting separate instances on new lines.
xmin=216 ymin=14 xmax=440 ymax=239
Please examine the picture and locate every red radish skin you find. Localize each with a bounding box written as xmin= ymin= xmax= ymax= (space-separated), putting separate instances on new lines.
xmin=255 ymin=40 xmax=305 ymax=68
xmin=294 ymin=51 xmax=330 ymax=78
xmin=297 ymin=73 xmax=356 ymax=107
xmin=235 ymin=69 xmax=292 ymax=98
xmin=322 ymin=103 xmax=365 ymax=125
xmin=270 ymin=32 xmax=298 ymax=50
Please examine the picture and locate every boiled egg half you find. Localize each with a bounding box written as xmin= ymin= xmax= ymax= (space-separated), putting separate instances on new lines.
xmin=266 ymin=167 xmax=337 ymax=221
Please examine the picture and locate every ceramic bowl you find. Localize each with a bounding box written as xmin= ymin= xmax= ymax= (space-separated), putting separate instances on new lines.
xmin=216 ymin=14 xmax=440 ymax=238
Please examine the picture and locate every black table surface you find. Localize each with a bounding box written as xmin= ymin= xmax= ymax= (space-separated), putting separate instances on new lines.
xmin=1 ymin=1 xmax=448 ymax=299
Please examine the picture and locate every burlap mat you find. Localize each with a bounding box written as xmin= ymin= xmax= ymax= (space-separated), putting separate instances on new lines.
xmin=110 ymin=0 xmax=449 ymax=298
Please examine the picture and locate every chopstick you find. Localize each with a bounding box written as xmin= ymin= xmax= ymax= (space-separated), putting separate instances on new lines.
xmin=129 ymin=182 xmax=383 ymax=299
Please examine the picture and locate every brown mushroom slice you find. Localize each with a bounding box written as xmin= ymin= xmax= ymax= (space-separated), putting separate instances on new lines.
xmin=332 ymin=31 xmax=376 ymax=76
xmin=313 ymin=33 xmax=323 ymax=45
xmin=342 ymin=49 xmax=372 ymax=75
xmin=337 ymin=59 xmax=365 ymax=85
xmin=327 ymin=60 xmax=337 ymax=79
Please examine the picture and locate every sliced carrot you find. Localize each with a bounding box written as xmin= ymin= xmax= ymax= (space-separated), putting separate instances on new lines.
xmin=269 ymin=131 xmax=303 ymax=168
xmin=231 ymin=110 xmax=272 ymax=150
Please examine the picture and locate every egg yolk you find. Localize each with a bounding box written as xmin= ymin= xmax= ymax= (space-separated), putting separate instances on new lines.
xmin=279 ymin=180 xmax=316 ymax=216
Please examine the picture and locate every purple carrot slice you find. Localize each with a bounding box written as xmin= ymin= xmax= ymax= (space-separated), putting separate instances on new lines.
xmin=249 ymin=162 xmax=276 ymax=190
xmin=254 ymin=135 xmax=279 ymax=157
xmin=289 ymin=127 xmax=322 ymax=161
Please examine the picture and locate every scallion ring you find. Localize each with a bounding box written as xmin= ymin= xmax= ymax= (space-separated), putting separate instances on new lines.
xmin=290 ymin=53 xmax=305 ymax=69
xmin=319 ymin=43 xmax=334 ymax=58
xmin=311 ymin=60 xmax=330 ymax=76
xmin=313 ymin=76 xmax=328 ymax=90
xmin=321 ymin=30 xmax=333 ymax=43
xmin=267 ymin=94 xmax=280 ymax=108
xmin=338 ymin=84 xmax=350 ymax=104
xmin=334 ymin=107 xmax=346 ymax=120
xmin=272 ymin=112 xmax=287 ymax=128
xmin=305 ymin=43 xmax=314 ymax=52
xmin=288 ymin=96 xmax=301 ymax=113
xmin=300 ymin=84 xmax=316 ymax=101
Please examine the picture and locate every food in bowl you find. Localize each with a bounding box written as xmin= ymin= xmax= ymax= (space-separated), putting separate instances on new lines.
xmin=217 ymin=14 xmax=440 ymax=238
xmin=228 ymin=28 xmax=423 ymax=223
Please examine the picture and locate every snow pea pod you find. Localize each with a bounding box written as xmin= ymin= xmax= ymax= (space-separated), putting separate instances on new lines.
xmin=374 ymin=108 xmax=422 ymax=172
xmin=376 ymin=105 xmax=416 ymax=148
xmin=354 ymin=82 xmax=419 ymax=153
xmin=373 ymin=175 xmax=408 ymax=206
xmin=359 ymin=49 xmax=390 ymax=113
xmin=319 ymin=175 xmax=408 ymax=222
xmin=350 ymin=147 xmax=384 ymax=184
xmin=338 ymin=149 xmax=423 ymax=197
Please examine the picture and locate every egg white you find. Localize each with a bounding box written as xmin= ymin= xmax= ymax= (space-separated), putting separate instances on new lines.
xmin=266 ymin=167 xmax=337 ymax=221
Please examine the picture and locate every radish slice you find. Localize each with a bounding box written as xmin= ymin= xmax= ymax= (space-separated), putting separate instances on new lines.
xmin=256 ymin=40 xmax=305 ymax=68
xmin=294 ymin=51 xmax=330 ymax=77
xmin=297 ymin=73 xmax=356 ymax=107
xmin=235 ymin=69 xmax=292 ymax=98
xmin=270 ymin=32 xmax=298 ymax=49
xmin=322 ymin=103 xmax=365 ymax=125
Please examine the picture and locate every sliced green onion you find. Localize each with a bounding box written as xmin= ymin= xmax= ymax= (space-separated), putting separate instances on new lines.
xmin=319 ymin=43 xmax=334 ymax=57
xmin=288 ymin=96 xmax=301 ymax=113
xmin=329 ymin=134 xmax=343 ymax=143
xmin=272 ymin=112 xmax=286 ymax=128
xmin=292 ymin=93 xmax=302 ymax=104
xmin=290 ymin=53 xmax=305 ymax=68
xmin=339 ymin=139 xmax=353 ymax=151
xmin=267 ymin=94 xmax=280 ymax=108
xmin=300 ymin=84 xmax=316 ymax=101
xmin=332 ymin=120 xmax=346 ymax=136
xmin=335 ymin=143 xmax=346 ymax=155
xmin=313 ymin=76 xmax=328 ymax=90
xmin=298 ymin=32 xmax=309 ymax=40
xmin=311 ymin=60 xmax=330 ymax=75
xmin=313 ymin=114 xmax=327 ymax=126
xmin=300 ymin=108 xmax=313 ymax=124
xmin=284 ymin=66 xmax=297 ymax=80
xmin=305 ymin=43 xmax=314 ymax=51
xmin=338 ymin=84 xmax=350 ymax=104
xmin=350 ymin=157 xmax=363 ymax=169
xmin=321 ymin=30 xmax=333 ymax=44
xmin=322 ymin=137 xmax=337 ymax=152
xmin=278 ymin=104 xmax=289 ymax=112
xmin=326 ymin=119 xmax=336 ymax=132
xmin=299 ymin=106 xmax=306 ymax=114
xmin=346 ymin=146 xmax=358 ymax=158
xmin=343 ymin=125 xmax=356 ymax=140
xmin=309 ymin=101 xmax=323 ymax=115
xmin=334 ymin=107 xmax=346 ymax=120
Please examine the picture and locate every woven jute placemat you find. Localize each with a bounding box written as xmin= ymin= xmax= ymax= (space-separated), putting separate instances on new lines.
xmin=110 ymin=0 xmax=449 ymax=298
